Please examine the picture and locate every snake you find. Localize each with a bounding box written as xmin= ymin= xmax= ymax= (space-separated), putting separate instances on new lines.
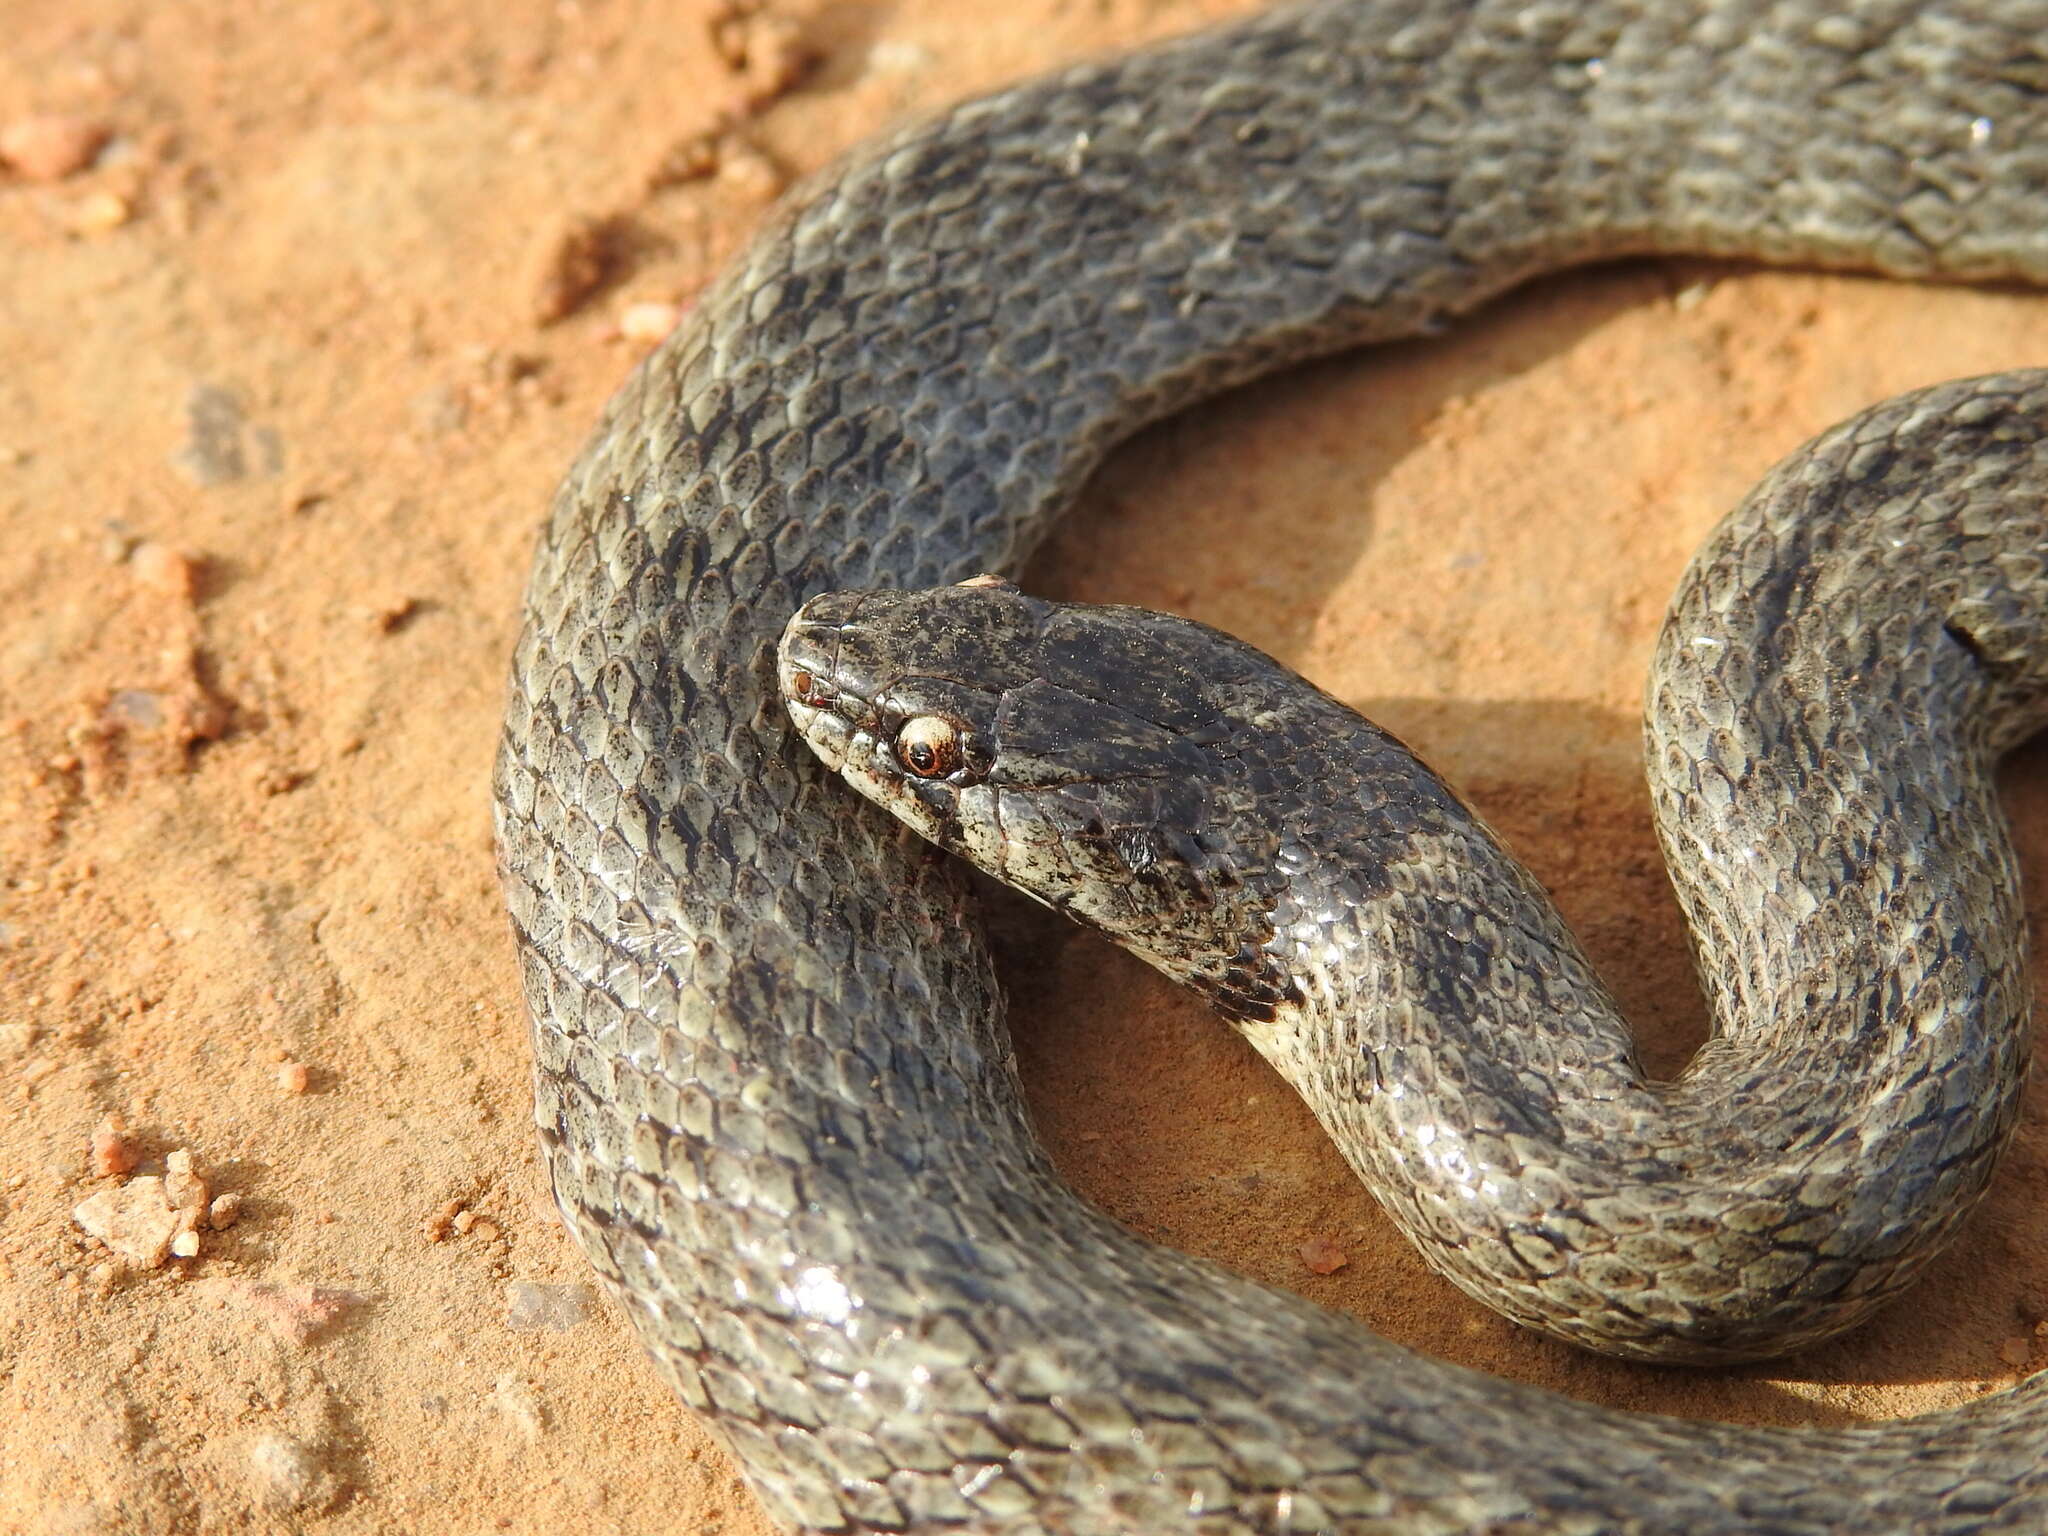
xmin=492 ymin=1 xmax=2048 ymax=1530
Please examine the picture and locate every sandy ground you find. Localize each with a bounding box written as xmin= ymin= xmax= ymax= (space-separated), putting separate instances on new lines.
xmin=3 ymin=2 xmax=2046 ymax=1532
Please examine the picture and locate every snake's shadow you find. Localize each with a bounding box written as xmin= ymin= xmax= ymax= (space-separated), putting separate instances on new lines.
xmin=1007 ymin=259 xmax=2048 ymax=1430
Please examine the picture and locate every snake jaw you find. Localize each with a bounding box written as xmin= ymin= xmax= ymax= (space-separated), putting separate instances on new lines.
xmin=783 ymin=696 xmax=849 ymax=773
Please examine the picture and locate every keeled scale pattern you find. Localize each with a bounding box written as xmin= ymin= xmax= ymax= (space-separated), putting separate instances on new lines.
xmin=1182 ymin=378 xmax=2048 ymax=1368
xmin=495 ymin=1 xmax=2048 ymax=1530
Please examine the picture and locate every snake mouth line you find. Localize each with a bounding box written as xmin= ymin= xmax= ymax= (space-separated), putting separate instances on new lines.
xmin=782 ymin=689 xmax=853 ymax=773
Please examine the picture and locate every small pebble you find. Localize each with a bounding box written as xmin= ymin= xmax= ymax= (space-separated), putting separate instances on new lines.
xmin=1297 ymin=1235 xmax=1350 ymax=1276
xmin=715 ymin=144 xmax=784 ymax=204
xmin=129 ymin=540 xmax=199 ymax=600
xmin=65 ymin=190 xmax=131 ymax=234
xmin=0 ymin=115 xmax=110 ymax=181
xmin=369 ymin=595 xmax=417 ymax=633
xmin=618 ymin=300 xmax=682 ymax=345
xmin=866 ymin=40 xmax=933 ymax=75
xmin=74 ymin=1176 xmax=179 ymax=1267
xmin=173 ymin=383 xmax=264 ymax=487
xmin=105 ymin=690 xmax=166 ymax=730
xmin=228 ymin=1281 xmax=362 ymax=1345
xmin=163 ymin=1148 xmax=208 ymax=1220
xmin=712 ymin=11 xmax=815 ymax=107
xmin=91 ymin=1113 xmax=139 ymax=1177
xmin=277 ymin=1060 xmax=310 ymax=1095
xmin=247 ymin=1432 xmax=328 ymax=1510
xmin=408 ymin=383 xmax=467 ymax=438
xmin=423 ymin=1199 xmax=463 ymax=1243
xmin=1672 ymin=280 xmax=1715 ymax=313
xmin=531 ymin=213 xmax=617 ymax=326
xmin=1998 ymin=1335 xmax=2035 ymax=1369
xmin=645 ymin=128 xmax=722 ymax=188
xmin=250 ymin=762 xmax=310 ymax=796
xmin=492 ymin=1373 xmax=547 ymax=1439
xmin=208 ymin=1191 xmax=243 ymax=1230
xmin=504 ymin=1281 xmax=596 ymax=1332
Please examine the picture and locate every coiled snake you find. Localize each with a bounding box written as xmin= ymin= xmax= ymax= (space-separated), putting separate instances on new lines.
xmin=493 ymin=2 xmax=2048 ymax=1530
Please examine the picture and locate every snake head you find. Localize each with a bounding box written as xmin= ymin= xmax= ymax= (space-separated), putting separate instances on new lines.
xmin=778 ymin=576 xmax=1301 ymax=1021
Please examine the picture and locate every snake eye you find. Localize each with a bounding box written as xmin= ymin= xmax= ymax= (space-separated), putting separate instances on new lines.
xmin=895 ymin=716 xmax=963 ymax=779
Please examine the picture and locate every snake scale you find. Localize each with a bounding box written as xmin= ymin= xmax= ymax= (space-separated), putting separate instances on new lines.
xmin=493 ymin=2 xmax=2048 ymax=1531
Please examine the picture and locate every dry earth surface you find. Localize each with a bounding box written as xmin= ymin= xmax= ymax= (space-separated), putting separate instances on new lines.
xmin=3 ymin=1 xmax=2047 ymax=1533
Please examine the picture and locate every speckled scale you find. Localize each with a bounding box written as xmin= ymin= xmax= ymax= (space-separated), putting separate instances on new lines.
xmin=498 ymin=1 xmax=2048 ymax=1532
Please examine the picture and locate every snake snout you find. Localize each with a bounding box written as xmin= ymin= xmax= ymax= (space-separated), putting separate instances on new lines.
xmin=778 ymin=603 xmax=863 ymax=772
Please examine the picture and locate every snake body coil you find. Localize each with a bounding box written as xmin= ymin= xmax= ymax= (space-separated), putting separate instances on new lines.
xmin=494 ymin=3 xmax=2048 ymax=1530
